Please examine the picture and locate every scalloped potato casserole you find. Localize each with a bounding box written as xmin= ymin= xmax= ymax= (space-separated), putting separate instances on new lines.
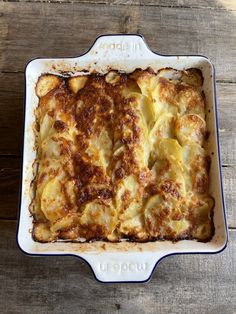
xmin=30 ymin=67 xmax=214 ymax=242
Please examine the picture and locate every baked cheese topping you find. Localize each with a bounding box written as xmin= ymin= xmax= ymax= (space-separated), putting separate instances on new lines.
xmin=31 ymin=68 xmax=214 ymax=242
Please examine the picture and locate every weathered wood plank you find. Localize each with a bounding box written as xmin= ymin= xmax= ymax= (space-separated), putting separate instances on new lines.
xmin=0 ymin=158 xmax=20 ymax=219
xmin=217 ymin=83 xmax=236 ymax=165
xmin=0 ymin=73 xmax=24 ymax=155
xmin=221 ymin=165 xmax=236 ymax=228
xmin=3 ymin=0 xmax=236 ymax=11
xmin=0 ymin=72 xmax=235 ymax=162
xmin=0 ymin=220 xmax=235 ymax=313
xmin=0 ymin=157 xmax=235 ymax=227
xmin=0 ymin=2 xmax=236 ymax=81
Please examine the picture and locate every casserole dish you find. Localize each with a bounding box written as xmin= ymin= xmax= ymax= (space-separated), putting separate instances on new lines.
xmin=17 ymin=34 xmax=228 ymax=282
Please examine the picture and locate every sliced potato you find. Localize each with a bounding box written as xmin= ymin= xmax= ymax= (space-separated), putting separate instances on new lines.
xmin=130 ymin=69 xmax=157 ymax=95
xmin=50 ymin=213 xmax=79 ymax=233
xmin=157 ymin=68 xmax=182 ymax=81
xmin=182 ymin=143 xmax=209 ymax=193
xmin=33 ymin=222 xmax=56 ymax=242
xmin=181 ymin=68 xmax=203 ymax=87
xmin=175 ymin=114 xmax=206 ymax=145
xmin=192 ymin=223 xmax=213 ymax=241
xmin=40 ymin=112 xmax=54 ymax=142
xmin=105 ymin=71 xmax=121 ymax=84
xmin=149 ymin=113 xmax=175 ymax=146
xmin=36 ymin=74 xmax=62 ymax=97
xmin=190 ymin=197 xmax=214 ymax=240
xmin=115 ymin=175 xmax=140 ymax=213
xmin=119 ymin=213 xmax=146 ymax=239
xmin=144 ymin=194 xmax=167 ymax=237
xmin=80 ymin=202 xmax=117 ymax=236
xmin=152 ymin=78 xmax=179 ymax=115
xmin=182 ymin=143 xmax=205 ymax=167
xmin=37 ymin=158 xmax=65 ymax=183
xmin=154 ymin=138 xmax=183 ymax=163
xmin=168 ymin=219 xmax=190 ymax=235
xmin=41 ymin=136 xmax=61 ymax=159
xmin=178 ymin=87 xmax=205 ymax=118
xmin=64 ymin=180 xmax=77 ymax=209
xmin=86 ymin=129 xmax=112 ymax=169
xmin=151 ymin=159 xmax=186 ymax=200
xmin=115 ymin=174 xmax=145 ymax=238
xmin=127 ymin=92 xmax=156 ymax=127
xmin=41 ymin=178 xmax=67 ymax=222
xmin=41 ymin=131 xmax=75 ymax=159
xmin=68 ymin=76 xmax=88 ymax=93
xmin=157 ymin=68 xmax=203 ymax=87
xmin=145 ymin=194 xmax=189 ymax=238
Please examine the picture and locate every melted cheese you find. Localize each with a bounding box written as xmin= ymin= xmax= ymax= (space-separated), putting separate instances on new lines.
xmin=31 ymin=69 xmax=214 ymax=242
xmin=176 ymin=114 xmax=206 ymax=145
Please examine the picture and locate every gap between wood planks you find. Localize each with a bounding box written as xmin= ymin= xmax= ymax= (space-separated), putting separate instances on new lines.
xmin=1 ymin=0 xmax=236 ymax=12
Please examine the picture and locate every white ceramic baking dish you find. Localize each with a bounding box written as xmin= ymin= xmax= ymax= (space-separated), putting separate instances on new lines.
xmin=17 ymin=34 xmax=228 ymax=283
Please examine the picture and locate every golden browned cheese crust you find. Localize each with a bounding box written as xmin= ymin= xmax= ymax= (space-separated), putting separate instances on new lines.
xmin=31 ymin=68 xmax=214 ymax=243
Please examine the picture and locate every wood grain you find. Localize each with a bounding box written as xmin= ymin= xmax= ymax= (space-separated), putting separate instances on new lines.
xmin=2 ymin=0 xmax=236 ymax=11
xmin=217 ymin=83 xmax=236 ymax=165
xmin=0 ymin=157 xmax=20 ymax=220
xmin=1 ymin=220 xmax=235 ymax=314
xmin=221 ymin=165 xmax=236 ymax=228
xmin=0 ymin=2 xmax=236 ymax=81
xmin=0 ymin=73 xmax=24 ymax=155
xmin=0 ymin=157 xmax=235 ymax=227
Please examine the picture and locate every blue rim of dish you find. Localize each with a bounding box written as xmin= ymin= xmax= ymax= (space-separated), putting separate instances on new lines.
xmin=16 ymin=33 xmax=228 ymax=284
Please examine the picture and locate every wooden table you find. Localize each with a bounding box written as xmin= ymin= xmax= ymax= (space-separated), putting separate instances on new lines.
xmin=1 ymin=0 xmax=236 ymax=312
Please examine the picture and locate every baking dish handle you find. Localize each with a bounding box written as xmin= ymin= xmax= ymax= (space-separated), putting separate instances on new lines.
xmin=82 ymin=252 xmax=165 ymax=283
xmin=85 ymin=34 xmax=155 ymax=60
